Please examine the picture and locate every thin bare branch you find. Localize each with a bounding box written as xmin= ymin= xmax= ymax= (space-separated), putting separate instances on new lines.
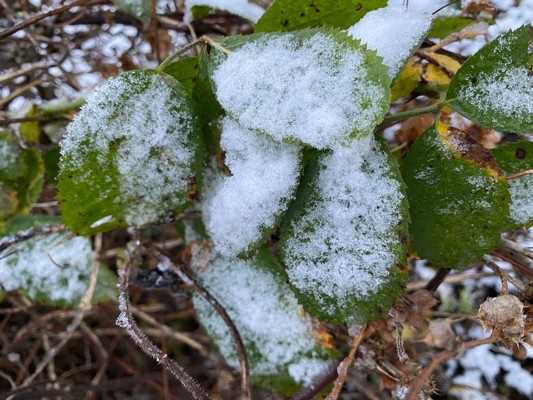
xmin=326 ymin=325 xmax=367 ymax=400
xmin=148 ymin=246 xmax=251 ymax=400
xmin=0 ymin=224 xmax=67 ymax=255
xmin=506 ymin=168 xmax=533 ymax=180
xmin=116 ymin=238 xmax=211 ymax=400
xmin=405 ymin=328 xmax=500 ymax=400
xmin=0 ymin=0 xmax=95 ymax=40
xmin=499 ymin=238 xmax=533 ymax=261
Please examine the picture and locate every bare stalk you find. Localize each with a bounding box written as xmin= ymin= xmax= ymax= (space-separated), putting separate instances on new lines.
xmin=405 ymin=328 xmax=500 ymax=400
xmin=148 ymin=246 xmax=251 ymax=400
xmin=116 ymin=240 xmax=210 ymax=400
xmin=326 ymin=325 xmax=367 ymax=400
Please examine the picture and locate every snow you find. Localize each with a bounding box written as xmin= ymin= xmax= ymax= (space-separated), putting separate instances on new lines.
xmin=508 ymin=174 xmax=533 ymax=225
xmin=455 ymin=66 xmax=533 ymax=128
xmin=184 ymin=0 xmax=265 ymax=23
xmin=60 ymin=72 xmax=197 ymax=226
xmin=282 ymin=135 xmax=405 ymax=319
xmin=213 ymin=32 xmax=389 ymax=150
xmin=202 ymin=118 xmax=302 ymax=256
xmin=0 ymin=232 xmax=93 ymax=304
xmin=347 ymin=0 xmax=434 ymax=78
xmin=191 ymin=248 xmax=332 ymax=385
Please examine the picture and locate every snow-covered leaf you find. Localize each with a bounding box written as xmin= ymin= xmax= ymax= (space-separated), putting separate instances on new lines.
xmin=58 ymin=70 xmax=201 ymax=235
xmin=402 ymin=124 xmax=511 ymax=269
xmin=447 ymin=25 xmax=533 ymax=134
xmin=255 ymin=0 xmax=386 ymax=32
xmin=192 ymin=246 xmax=335 ymax=393
xmin=492 ymin=141 xmax=533 ymax=227
xmin=184 ymin=0 xmax=265 ymax=23
xmin=0 ymin=216 xmax=94 ymax=306
xmin=280 ymin=136 xmax=409 ymax=324
xmin=203 ymin=118 xmax=302 ymax=257
xmin=112 ymin=0 xmax=151 ymax=23
xmin=0 ymin=131 xmax=44 ymax=221
xmin=212 ymin=29 xmax=391 ymax=149
xmin=347 ymin=1 xmax=435 ymax=79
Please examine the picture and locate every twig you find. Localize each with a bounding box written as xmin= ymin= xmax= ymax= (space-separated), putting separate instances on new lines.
xmin=325 ymin=325 xmax=367 ymax=400
xmin=0 ymin=78 xmax=52 ymax=108
xmin=425 ymin=268 xmax=451 ymax=292
xmin=506 ymin=168 xmax=533 ymax=180
xmin=499 ymin=238 xmax=533 ymax=261
xmin=0 ymin=224 xmax=67 ymax=255
xmin=115 ymin=237 xmax=211 ymax=400
xmin=148 ymin=246 xmax=251 ymax=400
xmin=0 ymin=0 xmax=94 ymax=40
xmin=381 ymin=100 xmax=453 ymax=126
xmin=131 ymin=305 xmax=207 ymax=354
xmin=405 ymin=328 xmax=500 ymax=400
xmin=483 ymin=257 xmax=527 ymax=293
xmin=482 ymin=257 xmax=508 ymax=295
xmin=290 ymin=364 xmax=339 ymax=400
xmin=21 ymin=233 xmax=102 ymax=386
xmin=0 ymin=115 xmax=69 ymax=125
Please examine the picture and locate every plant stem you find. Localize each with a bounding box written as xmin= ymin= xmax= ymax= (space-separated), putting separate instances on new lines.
xmin=382 ymin=99 xmax=454 ymax=126
xmin=41 ymin=97 xmax=86 ymax=116
xmin=157 ymin=35 xmax=231 ymax=72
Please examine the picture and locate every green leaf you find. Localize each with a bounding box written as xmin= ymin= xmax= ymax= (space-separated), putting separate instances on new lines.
xmin=402 ymin=124 xmax=511 ymax=269
xmin=280 ymin=136 xmax=409 ymax=324
xmin=192 ymin=246 xmax=336 ymax=394
xmin=255 ymin=0 xmax=387 ymax=32
xmin=161 ymin=56 xmax=200 ymax=95
xmin=111 ymin=0 xmax=151 ymax=23
xmin=0 ymin=216 xmax=95 ymax=307
xmin=43 ymin=146 xmax=61 ymax=183
xmin=211 ymin=29 xmax=391 ymax=149
xmin=492 ymin=142 xmax=533 ymax=228
xmin=0 ymin=131 xmax=44 ymax=220
xmin=58 ymin=70 xmax=202 ymax=235
xmin=19 ymin=105 xmax=42 ymax=143
xmin=428 ymin=16 xmax=473 ymax=39
xmin=447 ymin=25 xmax=533 ymax=133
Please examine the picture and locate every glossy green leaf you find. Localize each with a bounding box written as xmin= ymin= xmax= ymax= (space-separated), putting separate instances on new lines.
xmin=402 ymin=125 xmax=511 ymax=269
xmin=492 ymin=142 xmax=533 ymax=228
xmin=255 ymin=0 xmax=386 ymax=32
xmin=0 ymin=216 xmax=95 ymax=307
xmin=112 ymin=0 xmax=151 ymax=23
xmin=447 ymin=25 xmax=533 ymax=133
xmin=192 ymin=246 xmax=335 ymax=394
xmin=58 ymin=70 xmax=202 ymax=235
xmin=211 ymin=29 xmax=391 ymax=149
xmin=280 ymin=136 xmax=409 ymax=324
xmin=161 ymin=56 xmax=200 ymax=95
xmin=0 ymin=131 xmax=44 ymax=220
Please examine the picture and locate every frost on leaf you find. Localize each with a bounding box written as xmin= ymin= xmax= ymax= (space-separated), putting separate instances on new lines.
xmin=447 ymin=25 xmax=533 ymax=134
xmin=280 ymin=135 xmax=409 ymax=324
xmin=347 ymin=0 xmax=435 ymax=79
xmin=191 ymin=246 xmax=334 ymax=393
xmin=402 ymin=125 xmax=511 ymax=270
xmin=58 ymin=70 xmax=201 ymax=235
xmin=212 ymin=29 xmax=391 ymax=149
xmin=0 ymin=217 xmax=94 ymax=306
xmin=492 ymin=142 xmax=533 ymax=227
xmin=111 ymin=0 xmax=151 ymax=23
xmin=202 ymin=118 xmax=302 ymax=257
xmin=184 ymin=0 xmax=265 ymax=23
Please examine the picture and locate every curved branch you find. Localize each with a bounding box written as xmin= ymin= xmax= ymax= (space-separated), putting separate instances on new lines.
xmin=116 ymin=241 xmax=211 ymax=400
xmin=147 ymin=245 xmax=251 ymax=400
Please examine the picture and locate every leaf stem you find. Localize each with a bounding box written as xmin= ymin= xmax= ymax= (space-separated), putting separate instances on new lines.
xmin=382 ymin=99 xmax=454 ymax=126
xmin=506 ymin=168 xmax=533 ymax=181
xmin=157 ymin=35 xmax=231 ymax=72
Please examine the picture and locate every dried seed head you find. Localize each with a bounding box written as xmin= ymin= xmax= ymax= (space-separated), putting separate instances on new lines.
xmin=478 ymin=295 xmax=525 ymax=343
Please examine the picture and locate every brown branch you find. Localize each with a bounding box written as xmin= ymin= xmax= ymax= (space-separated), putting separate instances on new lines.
xmin=147 ymin=246 xmax=251 ymax=400
xmin=506 ymin=168 xmax=533 ymax=180
xmin=290 ymin=364 xmax=339 ymax=400
xmin=425 ymin=268 xmax=451 ymax=292
xmin=405 ymin=328 xmax=500 ymax=400
xmin=0 ymin=224 xmax=67 ymax=255
xmin=326 ymin=325 xmax=368 ymax=400
xmin=499 ymin=238 xmax=533 ymax=261
xmin=116 ymin=238 xmax=211 ymax=400
xmin=0 ymin=0 xmax=98 ymax=40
